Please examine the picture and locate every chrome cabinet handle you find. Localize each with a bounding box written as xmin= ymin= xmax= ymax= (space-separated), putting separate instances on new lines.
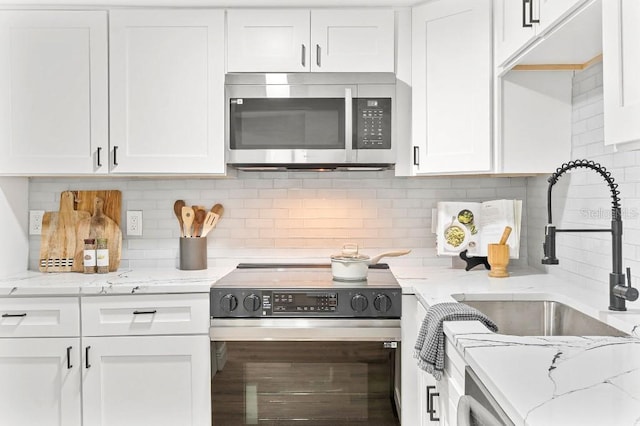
xmin=301 ymin=44 xmax=306 ymax=67
xmin=413 ymin=146 xmax=420 ymax=166
xmin=426 ymin=385 xmax=440 ymax=421
xmin=316 ymin=44 xmax=321 ymax=67
xmin=66 ymin=346 xmax=73 ymax=369
xmin=1 ymin=313 xmax=26 ymax=318
xmin=133 ymin=310 xmax=157 ymax=315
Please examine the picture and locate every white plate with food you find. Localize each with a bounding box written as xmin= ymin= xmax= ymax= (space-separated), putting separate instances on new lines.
xmin=443 ymin=218 xmax=471 ymax=252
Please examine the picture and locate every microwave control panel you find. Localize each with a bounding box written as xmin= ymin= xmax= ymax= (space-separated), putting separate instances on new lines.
xmin=353 ymin=98 xmax=392 ymax=149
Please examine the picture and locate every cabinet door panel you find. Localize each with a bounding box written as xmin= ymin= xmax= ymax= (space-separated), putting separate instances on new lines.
xmin=603 ymin=0 xmax=640 ymax=147
xmin=109 ymin=10 xmax=225 ymax=174
xmin=412 ymin=0 xmax=491 ymax=174
xmin=310 ymin=9 xmax=394 ymax=72
xmin=0 ymin=338 xmax=81 ymax=426
xmin=82 ymin=335 xmax=210 ymax=426
xmin=0 ymin=11 xmax=108 ymax=174
xmin=227 ymin=9 xmax=310 ymax=72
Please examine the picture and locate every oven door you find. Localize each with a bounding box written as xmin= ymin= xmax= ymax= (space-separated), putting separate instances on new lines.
xmin=226 ymin=84 xmax=355 ymax=166
xmin=210 ymin=319 xmax=400 ymax=426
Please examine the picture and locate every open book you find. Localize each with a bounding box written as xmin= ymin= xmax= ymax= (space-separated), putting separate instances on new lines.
xmin=435 ymin=199 xmax=522 ymax=258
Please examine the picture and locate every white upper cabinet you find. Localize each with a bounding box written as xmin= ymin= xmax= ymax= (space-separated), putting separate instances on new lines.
xmin=0 ymin=11 xmax=108 ymax=175
xmin=109 ymin=10 xmax=225 ymax=174
xmin=494 ymin=0 xmax=589 ymax=67
xmin=227 ymin=10 xmax=310 ymax=72
xmin=603 ymin=0 xmax=640 ymax=149
xmin=226 ymin=9 xmax=394 ymax=73
xmin=412 ymin=0 xmax=492 ymax=174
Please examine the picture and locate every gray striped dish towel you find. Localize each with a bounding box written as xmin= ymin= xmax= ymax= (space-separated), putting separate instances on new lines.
xmin=414 ymin=302 xmax=498 ymax=380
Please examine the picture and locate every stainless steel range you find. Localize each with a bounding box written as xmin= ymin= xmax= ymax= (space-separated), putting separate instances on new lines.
xmin=209 ymin=264 xmax=402 ymax=425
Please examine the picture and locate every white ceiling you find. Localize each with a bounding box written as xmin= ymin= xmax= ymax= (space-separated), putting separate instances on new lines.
xmin=0 ymin=0 xmax=420 ymax=6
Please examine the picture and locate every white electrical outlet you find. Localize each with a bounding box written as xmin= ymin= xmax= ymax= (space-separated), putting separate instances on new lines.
xmin=126 ymin=210 xmax=143 ymax=236
xmin=29 ymin=210 xmax=45 ymax=235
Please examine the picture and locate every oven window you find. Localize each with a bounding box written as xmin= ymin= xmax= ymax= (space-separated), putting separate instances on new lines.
xmin=212 ymin=341 xmax=399 ymax=426
xmin=229 ymin=98 xmax=345 ymax=150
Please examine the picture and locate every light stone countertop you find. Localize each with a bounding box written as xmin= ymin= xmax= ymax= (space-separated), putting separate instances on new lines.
xmin=394 ymin=265 xmax=640 ymax=426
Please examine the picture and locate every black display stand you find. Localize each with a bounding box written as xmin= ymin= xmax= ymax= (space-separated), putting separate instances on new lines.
xmin=459 ymin=250 xmax=490 ymax=271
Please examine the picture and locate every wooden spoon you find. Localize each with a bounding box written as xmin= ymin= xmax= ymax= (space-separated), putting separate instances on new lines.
xmin=200 ymin=212 xmax=217 ymax=238
xmin=192 ymin=207 xmax=207 ymax=237
xmin=174 ymin=200 xmax=186 ymax=237
xmin=181 ymin=206 xmax=195 ymax=238
xmin=498 ymin=226 xmax=512 ymax=245
xmin=210 ymin=203 xmax=224 ymax=218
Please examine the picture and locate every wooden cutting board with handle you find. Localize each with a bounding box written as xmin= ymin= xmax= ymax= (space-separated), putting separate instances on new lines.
xmin=40 ymin=190 xmax=122 ymax=273
xmin=39 ymin=191 xmax=91 ymax=272
xmin=80 ymin=196 xmax=122 ymax=272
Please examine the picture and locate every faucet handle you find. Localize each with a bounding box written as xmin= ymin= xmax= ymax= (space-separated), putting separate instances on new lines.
xmin=615 ymin=267 xmax=639 ymax=302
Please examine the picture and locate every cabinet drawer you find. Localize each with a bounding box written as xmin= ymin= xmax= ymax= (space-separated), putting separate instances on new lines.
xmin=81 ymin=293 xmax=209 ymax=336
xmin=0 ymin=297 xmax=79 ymax=337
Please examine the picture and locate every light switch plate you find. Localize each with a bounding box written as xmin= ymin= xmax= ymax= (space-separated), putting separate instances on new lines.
xmin=126 ymin=210 xmax=143 ymax=236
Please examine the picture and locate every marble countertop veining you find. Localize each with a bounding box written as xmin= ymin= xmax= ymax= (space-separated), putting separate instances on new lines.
xmin=0 ymin=266 xmax=235 ymax=296
xmin=395 ymin=265 xmax=640 ymax=426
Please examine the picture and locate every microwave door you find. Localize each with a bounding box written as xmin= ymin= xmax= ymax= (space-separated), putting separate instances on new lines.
xmin=227 ymin=85 xmax=355 ymax=166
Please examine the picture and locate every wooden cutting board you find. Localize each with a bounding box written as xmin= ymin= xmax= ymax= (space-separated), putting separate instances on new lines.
xmin=39 ymin=191 xmax=91 ymax=272
xmin=40 ymin=190 xmax=122 ymax=273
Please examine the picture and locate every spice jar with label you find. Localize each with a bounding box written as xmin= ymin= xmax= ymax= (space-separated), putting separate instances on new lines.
xmin=96 ymin=238 xmax=109 ymax=274
xmin=83 ymin=239 xmax=96 ymax=274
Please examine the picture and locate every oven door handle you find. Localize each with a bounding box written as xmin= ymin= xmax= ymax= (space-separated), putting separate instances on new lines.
xmin=210 ymin=318 xmax=401 ymax=341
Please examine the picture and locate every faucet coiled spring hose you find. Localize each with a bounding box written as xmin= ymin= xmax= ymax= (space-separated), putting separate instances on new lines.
xmin=547 ymin=159 xmax=621 ymax=223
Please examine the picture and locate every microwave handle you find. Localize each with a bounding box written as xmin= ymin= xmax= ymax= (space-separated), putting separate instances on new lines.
xmin=345 ymin=88 xmax=353 ymax=163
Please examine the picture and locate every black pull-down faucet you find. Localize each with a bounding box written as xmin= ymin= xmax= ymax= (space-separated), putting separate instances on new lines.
xmin=542 ymin=159 xmax=638 ymax=311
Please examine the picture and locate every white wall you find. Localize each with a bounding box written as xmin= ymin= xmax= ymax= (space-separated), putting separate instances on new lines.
xmin=527 ymin=62 xmax=640 ymax=289
xmin=0 ymin=177 xmax=29 ymax=277
xmin=28 ymin=172 xmax=527 ymax=270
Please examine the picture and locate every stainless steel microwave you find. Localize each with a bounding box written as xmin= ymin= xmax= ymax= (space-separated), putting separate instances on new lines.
xmin=225 ymin=73 xmax=396 ymax=171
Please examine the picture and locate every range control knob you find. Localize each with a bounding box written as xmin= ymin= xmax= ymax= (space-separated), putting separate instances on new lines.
xmin=220 ymin=294 xmax=238 ymax=313
xmin=351 ymin=294 xmax=369 ymax=312
xmin=374 ymin=294 xmax=392 ymax=313
xmin=243 ymin=294 xmax=262 ymax=312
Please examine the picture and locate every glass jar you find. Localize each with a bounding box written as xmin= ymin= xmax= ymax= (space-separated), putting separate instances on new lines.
xmin=96 ymin=238 xmax=109 ymax=274
xmin=83 ymin=239 xmax=96 ymax=274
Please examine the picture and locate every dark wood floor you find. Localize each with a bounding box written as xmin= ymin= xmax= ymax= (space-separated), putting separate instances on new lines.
xmin=212 ymin=342 xmax=400 ymax=426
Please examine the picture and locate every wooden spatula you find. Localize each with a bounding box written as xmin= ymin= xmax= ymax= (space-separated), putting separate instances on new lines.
xmin=181 ymin=206 xmax=195 ymax=238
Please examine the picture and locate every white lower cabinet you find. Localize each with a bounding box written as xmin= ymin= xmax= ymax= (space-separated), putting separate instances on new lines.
xmin=82 ymin=335 xmax=211 ymax=426
xmin=0 ymin=337 xmax=82 ymax=426
xmin=0 ymin=293 xmax=211 ymax=426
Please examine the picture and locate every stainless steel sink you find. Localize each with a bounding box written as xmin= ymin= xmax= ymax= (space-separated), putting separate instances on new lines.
xmin=461 ymin=300 xmax=628 ymax=337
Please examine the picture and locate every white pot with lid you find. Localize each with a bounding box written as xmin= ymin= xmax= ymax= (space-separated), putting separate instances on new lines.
xmin=330 ymin=244 xmax=411 ymax=281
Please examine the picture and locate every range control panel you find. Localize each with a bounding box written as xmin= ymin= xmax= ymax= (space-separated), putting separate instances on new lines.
xmin=210 ymin=288 xmax=401 ymax=319
xmin=353 ymin=98 xmax=392 ymax=149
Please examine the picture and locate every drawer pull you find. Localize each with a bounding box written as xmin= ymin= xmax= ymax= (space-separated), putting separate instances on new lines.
xmin=2 ymin=313 xmax=27 ymax=318
xmin=85 ymin=346 xmax=91 ymax=369
xmin=426 ymin=385 xmax=440 ymax=421
xmin=66 ymin=346 xmax=73 ymax=369
xmin=133 ymin=310 xmax=157 ymax=315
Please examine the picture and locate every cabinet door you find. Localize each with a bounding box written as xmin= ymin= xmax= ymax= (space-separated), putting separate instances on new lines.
xmin=310 ymin=9 xmax=394 ymax=72
xmin=82 ymin=335 xmax=210 ymax=426
xmin=603 ymin=0 xmax=640 ymax=148
xmin=494 ymin=0 xmax=537 ymax=67
xmin=412 ymin=0 xmax=492 ymax=174
xmin=0 ymin=338 xmax=81 ymax=426
xmin=109 ymin=10 xmax=225 ymax=174
xmin=0 ymin=11 xmax=108 ymax=175
xmin=537 ymin=0 xmax=587 ymax=35
xmin=227 ymin=9 xmax=310 ymax=72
